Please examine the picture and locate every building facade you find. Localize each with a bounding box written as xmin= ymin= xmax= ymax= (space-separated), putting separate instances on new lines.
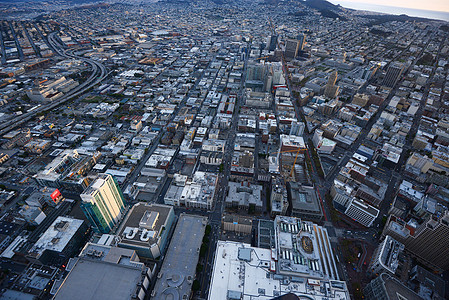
xmin=382 ymin=211 xmax=449 ymax=272
xmin=81 ymin=174 xmax=126 ymax=233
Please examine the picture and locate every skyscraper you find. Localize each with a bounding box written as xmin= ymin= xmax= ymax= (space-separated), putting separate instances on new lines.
xmin=298 ymin=34 xmax=306 ymax=51
xmin=284 ymin=39 xmax=300 ymax=60
xmin=267 ymin=35 xmax=278 ymax=51
xmin=382 ymin=62 xmax=404 ymax=88
xmin=81 ymin=174 xmax=126 ymax=233
xmin=324 ymin=70 xmax=339 ymax=99
xmin=382 ymin=210 xmax=449 ymax=272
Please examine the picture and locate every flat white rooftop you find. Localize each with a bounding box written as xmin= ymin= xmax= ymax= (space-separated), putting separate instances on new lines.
xmin=29 ymin=216 xmax=84 ymax=257
xmin=208 ymin=241 xmax=350 ymax=300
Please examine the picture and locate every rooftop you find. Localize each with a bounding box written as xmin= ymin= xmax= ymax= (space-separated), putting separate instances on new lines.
xmin=28 ymin=216 xmax=84 ymax=258
xmin=377 ymin=235 xmax=405 ymax=274
xmin=275 ymin=216 xmax=339 ymax=280
xmin=53 ymin=258 xmax=145 ymax=300
xmin=151 ymin=214 xmax=207 ymax=300
xmin=117 ymin=203 xmax=173 ymax=249
xmin=289 ymin=183 xmax=322 ymax=218
xmin=208 ymin=241 xmax=349 ymax=300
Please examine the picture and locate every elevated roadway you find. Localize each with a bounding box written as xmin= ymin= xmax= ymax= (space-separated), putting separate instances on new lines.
xmin=0 ymin=32 xmax=107 ymax=136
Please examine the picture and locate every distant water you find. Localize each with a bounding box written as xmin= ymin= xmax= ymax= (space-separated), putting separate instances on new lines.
xmin=328 ymin=1 xmax=449 ymax=22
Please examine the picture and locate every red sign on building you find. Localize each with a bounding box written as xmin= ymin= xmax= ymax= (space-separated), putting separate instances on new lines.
xmin=51 ymin=189 xmax=61 ymax=202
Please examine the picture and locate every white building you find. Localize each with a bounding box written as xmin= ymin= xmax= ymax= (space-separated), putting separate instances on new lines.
xmin=130 ymin=120 xmax=142 ymax=132
xmin=344 ymin=198 xmax=379 ymax=227
xmin=369 ymin=235 xmax=405 ymax=275
xmin=313 ymin=129 xmax=336 ymax=154
xmin=208 ymin=238 xmax=349 ymax=300
xmin=164 ymin=171 xmax=218 ymax=210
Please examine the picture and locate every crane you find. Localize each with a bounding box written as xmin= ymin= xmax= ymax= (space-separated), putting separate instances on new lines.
xmin=269 ymin=148 xmax=305 ymax=179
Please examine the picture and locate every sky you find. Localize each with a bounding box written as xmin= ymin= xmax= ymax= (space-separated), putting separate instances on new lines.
xmin=328 ymin=0 xmax=449 ymax=13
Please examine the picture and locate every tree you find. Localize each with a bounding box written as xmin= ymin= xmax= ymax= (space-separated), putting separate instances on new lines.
xmin=205 ymin=225 xmax=211 ymax=236
xmin=196 ymin=264 xmax=203 ymax=273
xmin=192 ymin=280 xmax=201 ymax=291
xmin=200 ymin=244 xmax=208 ymax=257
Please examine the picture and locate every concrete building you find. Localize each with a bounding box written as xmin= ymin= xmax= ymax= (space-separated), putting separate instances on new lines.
xmin=34 ymin=150 xmax=81 ymax=188
xmin=19 ymin=205 xmax=46 ymax=225
xmin=313 ymin=129 xmax=336 ymax=154
xmin=34 ymin=150 xmax=99 ymax=192
xmin=344 ymin=198 xmax=379 ymax=227
xmin=222 ymin=214 xmax=252 ymax=234
xmin=27 ymin=216 xmax=87 ymax=265
xmin=274 ymin=216 xmax=339 ymax=280
xmin=6 ymin=264 xmax=58 ymax=299
xmin=324 ymin=71 xmax=339 ymax=99
xmin=331 ymin=180 xmax=379 ymax=227
xmin=209 ymin=241 xmax=349 ymax=300
xmin=81 ymin=174 xmax=126 ymax=233
xmin=364 ymin=273 xmax=422 ymax=300
xmin=117 ymin=203 xmax=175 ymax=259
xmin=151 ymin=214 xmax=207 ymax=299
xmin=225 ymin=181 xmax=263 ymax=211
xmin=352 ymin=93 xmax=370 ymax=107
xmin=208 ymin=216 xmax=349 ymax=300
xmin=408 ymin=265 xmax=446 ymax=300
xmin=200 ymin=150 xmax=223 ymax=165
xmin=280 ymin=134 xmax=306 ymax=152
xmin=271 ymin=179 xmax=289 ymax=216
xmin=368 ymin=235 xmax=405 ymax=276
xmin=284 ymin=39 xmax=301 ymax=61
xmin=289 ymin=182 xmax=323 ymax=222
xmin=382 ymin=62 xmax=405 ymax=88
xmin=177 ymin=171 xmax=218 ymax=210
xmin=330 ymin=179 xmax=354 ymax=211
xmin=130 ymin=120 xmax=142 ymax=132
xmin=267 ymin=34 xmax=278 ymax=51
xmin=382 ymin=211 xmax=449 ymax=272
xmin=54 ymin=243 xmax=154 ymax=300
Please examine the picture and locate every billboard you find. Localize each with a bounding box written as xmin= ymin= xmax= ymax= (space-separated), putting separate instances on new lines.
xmin=51 ymin=189 xmax=61 ymax=202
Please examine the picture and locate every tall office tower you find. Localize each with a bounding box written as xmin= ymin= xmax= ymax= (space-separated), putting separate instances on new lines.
xmin=382 ymin=62 xmax=404 ymax=88
xmin=298 ymin=34 xmax=306 ymax=51
xmin=81 ymin=174 xmax=126 ymax=233
xmin=267 ymin=35 xmax=278 ymax=51
xmin=382 ymin=210 xmax=449 ymax=272
xmin=284 ymin=39 xmax=300 ymax=60
xmin=324 ymin=70 xmax=339 ymax=99
xmin=364 ymin=273 xmax=422 ymax=300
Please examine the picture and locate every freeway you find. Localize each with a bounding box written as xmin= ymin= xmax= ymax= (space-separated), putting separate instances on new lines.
xmin=0 ymin=32 xmax=107 ymax=136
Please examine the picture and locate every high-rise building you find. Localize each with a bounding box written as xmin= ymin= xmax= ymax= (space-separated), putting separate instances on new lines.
xmin=364 ymin=273 xmax=423 ymax=300
xmin=81 ymin=174 xmax=126 ymax=233
xmin=382 ymin=210 xmax=449 ymax=272
xmin=368 ymin=235 xmax=405 ymax=276
xmin=267 ymin=34 xmax=278 ymax=51
xmin=382 ymin=62 xmax=404 ymax=88
xmin=344 ymin=198 xmax=379 ymax=227
xmin=284 ymin=39 xmax=300 ymax=60
xmin=324 ymin=70 xmax=339 ymax=99
xmin=297 ymin=34 xmax=306 ymax=51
